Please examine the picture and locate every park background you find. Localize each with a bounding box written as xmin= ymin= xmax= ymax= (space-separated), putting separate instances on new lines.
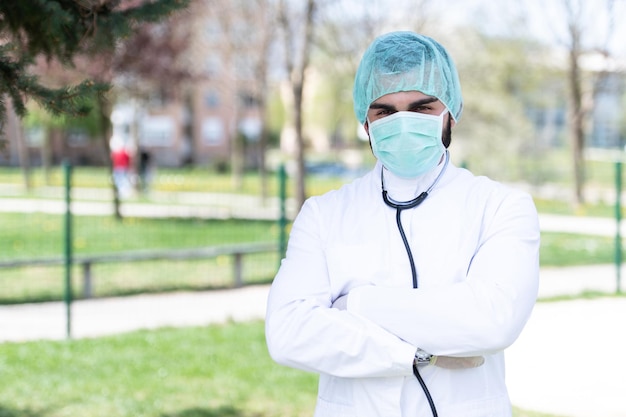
xmin=1 ymin=0 xmax=626 ymax=416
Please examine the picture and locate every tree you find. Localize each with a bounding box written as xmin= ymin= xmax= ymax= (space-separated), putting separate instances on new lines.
xmin=244 ymin=0 xmax=276 ymax=202
xmin=1 ymin=0 xmax=190 ymax=220
xmin=0 ymin=0 xmax=189 ymax=150
xmin=517 ymin=0 xmax=623 ymax=205
xmin=278 ymin=0 xmax=317 ymax=210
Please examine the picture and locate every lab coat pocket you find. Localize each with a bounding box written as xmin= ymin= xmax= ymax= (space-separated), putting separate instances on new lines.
xmin=318 ymin=374 xmax=353 ymax=406
xmin=326 ymin=243 xmax=384 ymax=293
xmin=316 ymin=374 xmax=405 ymax=417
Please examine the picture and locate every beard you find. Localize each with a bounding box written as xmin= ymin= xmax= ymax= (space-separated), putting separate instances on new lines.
xmin=442 ymin=116 xmax=452 ymax=148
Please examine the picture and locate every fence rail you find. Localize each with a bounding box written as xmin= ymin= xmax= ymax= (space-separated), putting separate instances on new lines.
xmin=0 ymin=242 xmax=277 ymax=298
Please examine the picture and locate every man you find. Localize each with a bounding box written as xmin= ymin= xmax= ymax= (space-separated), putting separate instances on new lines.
xmin=265 ymin=31 xmax=540 ymax=417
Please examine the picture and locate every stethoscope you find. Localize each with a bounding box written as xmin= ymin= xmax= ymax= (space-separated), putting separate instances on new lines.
xmin=380 ymin=150 xmax=450 ymax=417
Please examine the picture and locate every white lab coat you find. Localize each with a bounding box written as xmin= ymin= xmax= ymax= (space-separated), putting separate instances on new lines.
xmin=265 ymin=160 xmax=540 ymax=417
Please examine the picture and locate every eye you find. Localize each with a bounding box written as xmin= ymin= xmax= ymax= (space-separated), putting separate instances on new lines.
xmin=376 ymin=109 xmax=395 ymax=116
xmin=411 ymin=105 xmax=433 ymax=113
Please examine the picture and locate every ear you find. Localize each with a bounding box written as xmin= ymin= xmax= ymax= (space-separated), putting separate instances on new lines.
xmin=364 ymin=121 xmax=370 ymax=136
xmin=449 ymin=115 xmax=456 ymax=128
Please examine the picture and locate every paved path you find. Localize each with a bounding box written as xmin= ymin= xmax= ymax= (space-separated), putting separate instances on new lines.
xmin=506 ymin=297 xmax=626 ymax=417
xmin=0 ymin=285 xmax=270 ymax=342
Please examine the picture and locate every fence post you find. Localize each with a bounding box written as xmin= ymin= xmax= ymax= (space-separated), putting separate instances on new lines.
xmin=63 ymin=160 xmax=73 ymax=339
xmin=233 ymin=253 xmax=243 ymax=287
xmin=83 ymin=261 xmax=93 ymax=299
xmin=616 ymin=159 xmax=622 ymax=294
xmin=278 ymin=164 xmax=287 ymax=263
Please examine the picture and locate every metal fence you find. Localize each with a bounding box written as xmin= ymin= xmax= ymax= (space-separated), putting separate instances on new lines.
xmin=1 ymin=163 xmax=290 ymax=306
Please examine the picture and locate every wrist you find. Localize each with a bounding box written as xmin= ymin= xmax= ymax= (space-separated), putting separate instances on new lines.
xmin=414 ymin=348 xmax=433 ymax=366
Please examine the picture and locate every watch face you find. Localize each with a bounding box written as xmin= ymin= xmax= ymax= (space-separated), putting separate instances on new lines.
xmin=415 ymin=349 xmax=432 ymax=364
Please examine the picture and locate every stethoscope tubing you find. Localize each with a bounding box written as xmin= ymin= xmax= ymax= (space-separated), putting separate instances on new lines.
xmin=380 ymin=151 xmax=450 ymax=417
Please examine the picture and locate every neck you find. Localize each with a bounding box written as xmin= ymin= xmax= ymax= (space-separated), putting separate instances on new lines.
xmin=381 ymin=151 xmax=450 ymax=202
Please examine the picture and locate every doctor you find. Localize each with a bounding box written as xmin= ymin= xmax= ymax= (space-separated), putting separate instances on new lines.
xmin=265 ymin=31 xmax=540 ymax=417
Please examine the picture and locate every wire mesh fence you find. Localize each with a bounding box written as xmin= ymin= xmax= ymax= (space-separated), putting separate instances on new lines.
xmin=0 ymin=165 xmax=291 ymax=305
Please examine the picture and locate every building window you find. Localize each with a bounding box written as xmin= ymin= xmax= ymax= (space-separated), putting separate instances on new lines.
xmin=205 ymin=54 xmax=221 ymax=77
xmin=140 ymin=116 xmax=175 ymax=146
xmin=205 ymin=91 xmax=220 ymax=109
xmin=202 ymin=117 xmax=224 ymax=145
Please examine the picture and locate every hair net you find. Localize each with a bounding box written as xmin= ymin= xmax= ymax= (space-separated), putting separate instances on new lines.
xmin=353 ymin=31 xmax=463 ymax=124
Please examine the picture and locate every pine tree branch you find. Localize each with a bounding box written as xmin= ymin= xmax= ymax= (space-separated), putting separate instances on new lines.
xmin=0 ymin=0 xmax=189 ymax=126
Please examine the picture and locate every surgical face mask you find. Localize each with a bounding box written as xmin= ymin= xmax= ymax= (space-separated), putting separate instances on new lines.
xmin=369 ymin=109 xmax=448 ymax=178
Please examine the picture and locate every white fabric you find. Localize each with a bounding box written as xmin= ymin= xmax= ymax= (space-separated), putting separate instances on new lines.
xmin=265 ymin=161 xmax=540 ymax=417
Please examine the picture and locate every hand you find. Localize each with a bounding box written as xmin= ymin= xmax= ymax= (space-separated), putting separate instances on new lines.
xmin=331 ymin=294 xmax=348 ymax=310
xmin=431 ymin=355 xmax=485 ymax=369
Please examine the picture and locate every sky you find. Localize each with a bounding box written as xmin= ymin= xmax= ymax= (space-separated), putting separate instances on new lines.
xmin=441 ymin=0 xmax=626 ymax=58
xmin=339 ymin=0 xmax=626 ymax=59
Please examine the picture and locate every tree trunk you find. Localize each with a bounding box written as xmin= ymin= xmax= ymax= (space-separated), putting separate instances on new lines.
xmin=256 ymin=0 xmax=272 ymax=204
xmin=97 ymin=95 xmax=122 ymax=220
xmin=568 ymin=24 xmax=585 ymax=206
xmin=280 ymin=0 xmax=316 ymax=210
xmin=41 ymin=130 xmax=52 ymax=186
xmin=293 ymin=81 xmax=306 ymax=209
xmin=258 ymin=103 xmax=269 ymax=203
xmin=8 ymin=101 xmax=32 ymax=191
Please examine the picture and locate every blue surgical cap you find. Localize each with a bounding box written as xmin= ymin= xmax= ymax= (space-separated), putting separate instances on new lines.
xmin=353 ymin=31 xmax=463 ymax=124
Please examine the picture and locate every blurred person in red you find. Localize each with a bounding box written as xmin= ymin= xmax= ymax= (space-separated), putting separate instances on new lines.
xmin=111 ymin=138 xmax=132 ymax=198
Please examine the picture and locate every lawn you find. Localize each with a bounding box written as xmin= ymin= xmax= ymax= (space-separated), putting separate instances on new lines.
xmin=0 ymin=321 xmax=562 ymax=417
xmin=1 ymin=213 xmax=281 ymax=303
xmin=2 ymin=213 xmax=279 ymax=260
xmin=0 ymin=165 xmax=353 ymax=198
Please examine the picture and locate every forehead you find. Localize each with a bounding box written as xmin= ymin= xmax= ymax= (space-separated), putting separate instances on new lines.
xmin=370 ymin=90 xmax=436 ymax=107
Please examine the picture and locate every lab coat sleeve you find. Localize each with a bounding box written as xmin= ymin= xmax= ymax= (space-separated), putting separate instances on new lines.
xmin=265 ymin=197 xmax=417 ymax=378
xmin=347 ymin=190 xmax=540 ymax=357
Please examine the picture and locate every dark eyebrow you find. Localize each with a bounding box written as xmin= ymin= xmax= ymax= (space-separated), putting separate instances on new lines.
xmin=368 ymin=103 xmax=396 ymax=111
xmin=407 ymin=97 xmax=439 ymax=110
xmin=369 ymin=96 xmax=439 ymax=111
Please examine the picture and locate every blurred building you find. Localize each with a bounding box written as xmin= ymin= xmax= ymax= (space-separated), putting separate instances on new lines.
xmin=108 ymin=0 xmax=267 ymax=168
xmin=0 ymin=0 xmax=267 ymax=169
xmin=589 ymin=71 xmax=625 ymax=149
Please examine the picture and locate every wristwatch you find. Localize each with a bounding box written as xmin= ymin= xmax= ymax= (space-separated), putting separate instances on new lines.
xmin=414 ymin=348 xmax=433 ymax=366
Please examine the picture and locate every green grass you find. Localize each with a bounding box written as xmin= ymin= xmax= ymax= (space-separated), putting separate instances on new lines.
xmin=0 ymin=321 xmax=563 ymax=417
xmin=533 ymin=197 xmax=618 ymax=218
xmin=2 ymin=213 xmax=279 ymax=260
xmin=1 ymin=214 xmax=281 ymax=303
xmin=0 ymin=165 xmax=352 ymax=198
xmin=0 ymin=253 xmax=280 ymax=304
xmin=540 ymin=232 xmax=618 ymax=267
xmin=0 ymin=322 xmax=317 ymax=417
